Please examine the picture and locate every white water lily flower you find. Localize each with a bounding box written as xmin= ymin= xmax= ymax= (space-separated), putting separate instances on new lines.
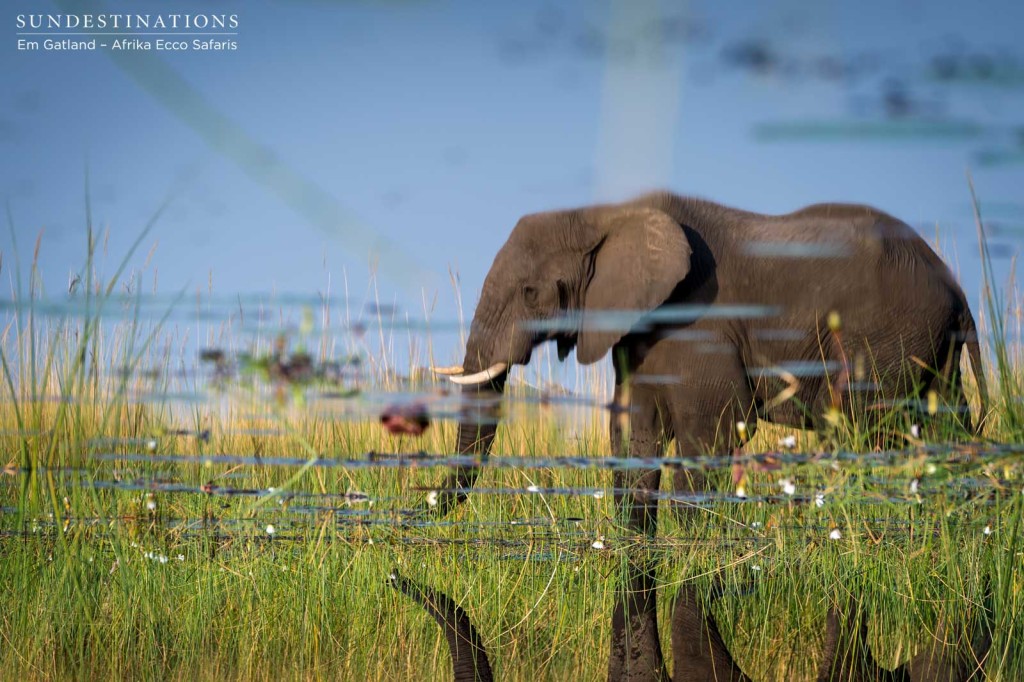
xmin=829 ymin=529 xmax=842 ymax=541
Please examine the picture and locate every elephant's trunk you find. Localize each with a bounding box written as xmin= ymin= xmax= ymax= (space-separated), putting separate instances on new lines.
xmin=435 ymin=370 xmax=506 ymax=515
xmin=456 ymin=386 xmax=501 ymax=454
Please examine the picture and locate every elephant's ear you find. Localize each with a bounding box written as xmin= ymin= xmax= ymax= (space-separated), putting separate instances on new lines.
xmin=576 ymin=208 xmax=691 ymax=365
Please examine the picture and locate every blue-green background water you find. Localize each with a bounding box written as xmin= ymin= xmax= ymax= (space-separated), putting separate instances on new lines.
xmin=3 ymin=0 xmax=1024 ymax=370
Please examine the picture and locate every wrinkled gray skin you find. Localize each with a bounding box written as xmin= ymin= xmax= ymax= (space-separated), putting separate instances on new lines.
xmin=390 ymin=571 xmax=991 ymax=682
xmin=440 ymin=192 xmax=987 ymax=679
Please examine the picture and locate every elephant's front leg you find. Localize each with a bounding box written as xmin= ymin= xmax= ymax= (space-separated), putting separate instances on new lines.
xmin=611 ymin=383 xmax=671 ymax=535
xmin=608 ymin=384 xmax=671 ymax=682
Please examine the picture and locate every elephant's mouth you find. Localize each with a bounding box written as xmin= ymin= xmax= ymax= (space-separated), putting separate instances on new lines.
xmin=555 ymin=333 xmax=577 ymax=361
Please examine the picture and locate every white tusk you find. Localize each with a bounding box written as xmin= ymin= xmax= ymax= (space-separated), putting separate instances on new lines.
xmin=449 ymin=362 xmax=509 ymax=385
xmin=431 ymin=365 xmax=465 ymax=376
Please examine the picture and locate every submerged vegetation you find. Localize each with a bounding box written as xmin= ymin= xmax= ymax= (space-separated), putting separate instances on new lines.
xmin=1 ymin=196 xmax=1023 ymax=680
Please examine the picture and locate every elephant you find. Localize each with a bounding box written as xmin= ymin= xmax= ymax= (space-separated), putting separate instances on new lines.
xmin=433 ymin=192 xmax=986 ymax=519
xmin=430 ymin=192 xmax=988 ymax=678
xmin=389 ymin=569 xmax=991 ymax=681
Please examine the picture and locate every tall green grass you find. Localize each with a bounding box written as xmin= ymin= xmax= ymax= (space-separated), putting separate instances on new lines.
xmin=1 ymin=191 xmax=1022 ymax=680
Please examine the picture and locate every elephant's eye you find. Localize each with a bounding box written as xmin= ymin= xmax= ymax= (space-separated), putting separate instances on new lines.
xmin=523 ymin=285 xmax=539 ymax=306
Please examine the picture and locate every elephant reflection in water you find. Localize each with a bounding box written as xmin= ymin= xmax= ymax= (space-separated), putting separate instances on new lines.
xmin=390 ymin=570 xmax=992 ymax=681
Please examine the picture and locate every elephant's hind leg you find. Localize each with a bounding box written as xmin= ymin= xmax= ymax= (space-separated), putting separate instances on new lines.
xmin=923 ymin=343 xmax=976 ymax=437
xmin=668 ymin=366 xmax=757 ymax=520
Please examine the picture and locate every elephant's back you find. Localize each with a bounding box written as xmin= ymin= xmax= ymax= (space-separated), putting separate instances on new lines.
xmin=771 ymin=203 xmax=952 ymax=277
xmin=711 ymin=204 xmax=969 ymax=354
xmin=635 ymin=193 xmax=969 ymax=316
xmin=736 ymin=203 xmax=962 ymax=298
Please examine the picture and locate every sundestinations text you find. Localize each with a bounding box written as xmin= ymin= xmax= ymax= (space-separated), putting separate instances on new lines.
xmin=16 ymin=14 xmax=239 ymax=30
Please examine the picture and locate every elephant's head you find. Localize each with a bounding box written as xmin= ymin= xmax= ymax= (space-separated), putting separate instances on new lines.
xmin=433 ymin=202 xmax=692 ymax=510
